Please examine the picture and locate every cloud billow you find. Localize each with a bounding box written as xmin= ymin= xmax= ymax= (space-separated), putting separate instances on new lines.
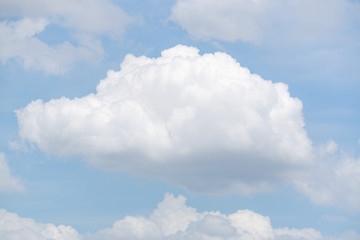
xmin=85 ymin=194 xmax=324 ymax=240
xmin=0 ymin=194 xmax=329 ymax=240
xmin=0 ymin=209 xmax=81 ymax=240
xmin=16 ymin=45 xmax=313 ymax=194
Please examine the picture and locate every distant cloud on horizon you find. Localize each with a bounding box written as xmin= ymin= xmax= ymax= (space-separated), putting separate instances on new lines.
xmin=5 ymin=193 xmax=357 ymax=240
xmin=1 ymin=193 xmax=359 ymax=239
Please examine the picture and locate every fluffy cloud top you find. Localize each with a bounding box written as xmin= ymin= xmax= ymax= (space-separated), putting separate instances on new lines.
xmin=1 ymin=194 xmax=358 ymax=240
xmin=87 ymin=193 xmax=323 ymax=240
xmin=17 ymin=45 xmax=312 ymax=194
xmin=0 ymin=0 xmax=131 ymax=73
xmin=0 ymin=209 xmax=81 ymax=240
xmin=170 ymin=0 xmax=360 ymax=44
xmin=0 ymin=153 xmax=24 ymax=192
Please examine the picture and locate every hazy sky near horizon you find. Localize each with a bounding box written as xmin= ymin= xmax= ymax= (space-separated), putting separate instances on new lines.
xmin=0 ymin=0 xmax=360 ymax=239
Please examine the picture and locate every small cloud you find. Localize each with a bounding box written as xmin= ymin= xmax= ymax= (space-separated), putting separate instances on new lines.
xmin=294 ymin=145 xmax=360 ymax=213
xmin=0 ymin=152 xmax=25 ymax=192
xmin=0 ymin=18 xmax=102 ymax=74
xmin=316 ymin=139 xmax=339 ymax=156
xmin=0 ymin=0 xmax=132 ymax=74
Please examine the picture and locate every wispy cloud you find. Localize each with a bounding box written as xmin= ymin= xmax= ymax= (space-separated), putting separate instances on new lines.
xmin=0 ymin=153 xmax=25 ymax=192
xmin=0 ymin=18 xmax=103 ymax=74
xmin=170 ymin=0 xmax=360 ymax=45
xmin=295 ymin=143 xmax=360 ymax=212
xmin=0 ymin=0 xmax=132 ymax=74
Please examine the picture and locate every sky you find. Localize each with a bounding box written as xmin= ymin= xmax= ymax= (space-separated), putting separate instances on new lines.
xmin=0 ymin=0 xmax=360 ymax=239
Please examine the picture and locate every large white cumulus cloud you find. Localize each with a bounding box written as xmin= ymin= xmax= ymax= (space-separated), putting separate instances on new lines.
xmin=16 ymin=45 xmax=312 ymax=194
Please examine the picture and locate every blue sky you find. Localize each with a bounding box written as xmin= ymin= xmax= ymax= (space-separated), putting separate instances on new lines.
xmin=0 ymin=0 xmax=359 ymax=239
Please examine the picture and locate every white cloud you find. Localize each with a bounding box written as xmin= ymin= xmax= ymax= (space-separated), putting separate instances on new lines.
xmin=0 ymin=0 xmax=132 ymax=73
xmin=294 ymin=141 xmax=360 ymax=212
xmin=1 ymin=194 xmax=358 ymax=240
xmin=316 ymin=140 xmax=338 ymax=156
xmin=86 ymin=193 xmax=324 ymax=240
xmin=170 ymin=0 xmax=360 ymax=44
xmin=170 ymin=0 xmax=269 ymax=43
xmin=16 ymin=45 xmax=313 ymax=194
xmin=0 ymin=209 xmax=82 ymax=240
xmin=0 ymin=153 xmax=24 ymax=192
xmin=0 ymin=18 xmax=102 ymax=74
xmin=0 ymin=0 xmax=131 ymax=36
